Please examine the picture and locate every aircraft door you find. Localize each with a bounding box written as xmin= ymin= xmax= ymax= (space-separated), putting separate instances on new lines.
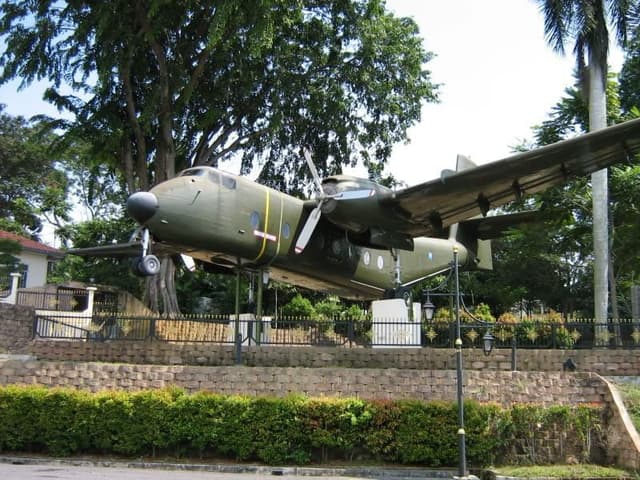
xmin=249 ymin=187 xmax=285 ymax=265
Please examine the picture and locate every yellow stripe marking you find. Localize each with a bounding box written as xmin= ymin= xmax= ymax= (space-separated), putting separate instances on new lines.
xmin=252 ymin=188 xmax=270 ymax=262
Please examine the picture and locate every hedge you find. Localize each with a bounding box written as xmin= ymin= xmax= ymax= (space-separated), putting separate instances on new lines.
xmin=0 ymin=386 xmax=602 ymax=465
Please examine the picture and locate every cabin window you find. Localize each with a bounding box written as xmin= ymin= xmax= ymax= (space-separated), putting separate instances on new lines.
xmin=282 ymin=223 xmax=291 ymax=239
xmin=250 ymin=211 xmax=260 ymax=229
xmin=208 ymin=171 xmax=220 ymax=184
xmin=221 ymin=175 xmax=236 ymax=189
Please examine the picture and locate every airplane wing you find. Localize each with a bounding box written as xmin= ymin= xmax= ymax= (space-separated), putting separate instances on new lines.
xmin=458 ymin=210 xmax=552 ymax=240
xmin=67 ymin=241 xmax=183 ymax=257
xmin=384 ymin=117 xmax=640 ymax=237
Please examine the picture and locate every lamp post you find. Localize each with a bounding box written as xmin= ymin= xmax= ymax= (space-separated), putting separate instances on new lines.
xmin=424 ymin=248 xmax=495 ymax=478
xmin=452 ymin=246 xmax=467 ymax=478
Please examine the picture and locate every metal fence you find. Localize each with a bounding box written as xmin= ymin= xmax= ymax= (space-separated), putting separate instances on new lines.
xmin=31 ymin=313 xmax=640 ymax=349
xmin=17 ymin=288 xmax=118 ymax=312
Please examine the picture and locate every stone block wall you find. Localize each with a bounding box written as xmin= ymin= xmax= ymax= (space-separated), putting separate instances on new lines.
xmin=0 ymin=304 xmax=33 ymax=353
xmin=19 ymin=340 xmax=640 ymax=375
xmin=0 ymin=359 xmax=608 ymax=405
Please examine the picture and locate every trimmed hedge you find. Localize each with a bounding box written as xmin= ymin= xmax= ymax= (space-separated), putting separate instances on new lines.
xmin=0 ymin=386 xmax=601 ymax=465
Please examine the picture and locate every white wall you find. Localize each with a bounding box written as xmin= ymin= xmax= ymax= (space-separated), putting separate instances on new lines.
xmin=17 ymin=251 xmax=49 ymax=288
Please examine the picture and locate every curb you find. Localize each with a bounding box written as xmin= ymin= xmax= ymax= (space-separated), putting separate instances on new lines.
xmin=0 ymin=456 xmax=456 ymax=478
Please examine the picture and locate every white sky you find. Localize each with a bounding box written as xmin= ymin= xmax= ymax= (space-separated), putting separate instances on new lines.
xmin=356 ymin=0 xmax=624 ymax=186
xmin=0 ymin=1 xmax=625 ymax=189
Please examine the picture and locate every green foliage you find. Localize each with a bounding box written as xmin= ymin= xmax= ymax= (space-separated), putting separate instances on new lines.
xmin=281 ymin=294 xmax=317 ymax=319
xmin=335 ymin=304 xmax=371 ymax=343
xmin=0 ymin=238 xmax=22 ymax=285
xmin=505 ymin=403 xmax=601 ymax=464
xmin=614 ymin=382 xmax=640 ymax=433
xmin=471 ymin=303 xmax=495 ymax=323
xmin=0 ymin=109 xmax=69 ymax=237
xmin=0 ymin=386 xmax=602 ymax=467
xmin=52 ymin=217 xmax=142 ymax=296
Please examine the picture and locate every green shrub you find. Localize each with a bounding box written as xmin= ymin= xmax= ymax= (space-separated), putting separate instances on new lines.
xmin=0 ymin=386 xmax=602 ymax=466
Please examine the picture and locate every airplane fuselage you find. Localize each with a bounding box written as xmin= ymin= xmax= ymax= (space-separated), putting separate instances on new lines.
xmin=139 ymin=166 xmax=469 ymax=299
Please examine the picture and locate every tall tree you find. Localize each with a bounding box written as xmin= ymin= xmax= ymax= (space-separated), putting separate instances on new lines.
xmin=0 ymin=108 xmax=69 ymax=238
xmin=536 ymin=0 xmax=633 ymax=320
xmin=0 ymin=0 xmax=437 ymax=314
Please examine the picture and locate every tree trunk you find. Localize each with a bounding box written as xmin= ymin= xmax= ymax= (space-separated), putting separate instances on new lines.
xmin=588 ymin=59 xmax=609 ymax=325
xmin=144 ymin=256 xmax=180 ymax=315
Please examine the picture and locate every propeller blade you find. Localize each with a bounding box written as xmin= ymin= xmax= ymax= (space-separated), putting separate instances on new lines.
xmin=333 ymin=189 xmax=375 ymax=200
xmin=303 ymin=147 xmax=324 ymax=193
xmin=294 ymin=206 xmax=322 ymax=254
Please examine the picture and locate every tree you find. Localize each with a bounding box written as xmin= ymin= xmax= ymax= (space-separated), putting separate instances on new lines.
xmin=0 ymin=108 xmax=69 ymax=238
xmin=0 ymin=0 xmax=438 ymax=314
xmin=536 ymin=0 xmax=633 ymax=320
xmin=0 ymin=238 xmax=22 ymax=289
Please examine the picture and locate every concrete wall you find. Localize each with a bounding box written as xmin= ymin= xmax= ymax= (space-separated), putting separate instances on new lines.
xmin=19 ymin=251 xmax=49 ymax=288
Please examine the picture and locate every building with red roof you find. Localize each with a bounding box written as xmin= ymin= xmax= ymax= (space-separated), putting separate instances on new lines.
xmin=0 ymin=230 xmax=64 ymax=288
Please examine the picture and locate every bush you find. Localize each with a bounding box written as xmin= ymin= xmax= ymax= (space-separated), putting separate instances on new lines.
xmin=0 ymin=386 xmax=602 ymax=466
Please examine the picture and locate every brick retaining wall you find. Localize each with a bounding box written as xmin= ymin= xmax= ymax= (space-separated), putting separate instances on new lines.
xmin=21 ymin=340 xmax=640 ymax=375
xmin=0 ymin=304 xmax=33 ymax=353
xmin=0 ymin=359 xmax=608 ymax=404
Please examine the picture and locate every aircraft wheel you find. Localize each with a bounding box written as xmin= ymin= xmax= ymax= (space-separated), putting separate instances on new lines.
xmin=139 ymin=254 xmax=161 ymax=276
xmin=393 ymin=287 xmax=412 ymax=307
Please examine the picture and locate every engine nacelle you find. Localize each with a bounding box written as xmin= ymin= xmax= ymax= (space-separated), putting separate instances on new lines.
xmin=318 ymin=175 xmax=414 ymax=250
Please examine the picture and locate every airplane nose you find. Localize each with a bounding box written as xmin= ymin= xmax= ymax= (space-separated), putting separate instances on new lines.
xmin=126 ymin=191 xmax=158 ymax=224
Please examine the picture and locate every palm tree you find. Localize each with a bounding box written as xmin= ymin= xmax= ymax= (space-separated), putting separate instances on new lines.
xmin=536 ymin=0 xmax=632 ymax=323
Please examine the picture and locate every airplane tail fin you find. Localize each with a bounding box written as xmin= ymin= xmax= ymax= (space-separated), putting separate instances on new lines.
xmin=442 ymin=154 xmax=494 ymax=270
xmin=445 ymin=154 xmax=544 ymax=271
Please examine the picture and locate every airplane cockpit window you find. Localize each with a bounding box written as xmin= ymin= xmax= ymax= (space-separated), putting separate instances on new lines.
xmin=208 ymin=170 xmax=220 ymax=184
xmin=181 ymin=168 xmax=223 ymax=185
xmin=221 ymin=175 xmax=236 ymax=189
xmin=181 ymin=168 xmax=207 ymax=177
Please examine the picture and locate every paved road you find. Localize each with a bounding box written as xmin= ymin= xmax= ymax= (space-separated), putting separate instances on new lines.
xmin=0 ymin=463 xmax=367 ymax=480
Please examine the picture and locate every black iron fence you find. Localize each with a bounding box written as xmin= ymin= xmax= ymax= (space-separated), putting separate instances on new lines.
xmin=16 ymin=288 xmax=118 ymax=313
xmin=31 ymin=313 xmax=640 ymax=349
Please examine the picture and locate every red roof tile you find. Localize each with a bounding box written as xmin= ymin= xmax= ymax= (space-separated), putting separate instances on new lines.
xmin=0 ymin=230 xmax=64 ymax=258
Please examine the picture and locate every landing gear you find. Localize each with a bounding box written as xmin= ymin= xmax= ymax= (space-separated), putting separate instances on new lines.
xmin=133 ymin=254 xmax=161 ymax=276
xmin=383 ymin=286 xmax=412 ymax=307
xmin=130 ymin=227 xmax=160 ymax=276
xmin=382 ymin=249 xmax=412 ymax=307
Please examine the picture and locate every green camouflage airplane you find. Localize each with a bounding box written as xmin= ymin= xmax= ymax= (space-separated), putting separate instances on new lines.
xmin=72 ymin=118 xmax=640 ymax=300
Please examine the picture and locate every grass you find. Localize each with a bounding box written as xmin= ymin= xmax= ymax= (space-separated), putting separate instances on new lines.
xmin=492 ymin=464 xmax=635 ymax=478
xmin=613 ymin=382 xmax=640 ymax=433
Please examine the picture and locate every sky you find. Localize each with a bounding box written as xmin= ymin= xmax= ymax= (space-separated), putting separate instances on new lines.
xmin=0 ymin=0 xmax=626 ymax=221
xmin=364 ymin=0 xmax=625 ymax=185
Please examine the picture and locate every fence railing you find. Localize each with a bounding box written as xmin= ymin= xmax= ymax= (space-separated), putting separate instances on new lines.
xmin=31 ymin=313 xmax=640 ymax=349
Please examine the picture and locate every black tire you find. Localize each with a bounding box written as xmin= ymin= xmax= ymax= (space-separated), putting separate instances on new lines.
xmin=140 ymin=254 xmax=161 ymax=276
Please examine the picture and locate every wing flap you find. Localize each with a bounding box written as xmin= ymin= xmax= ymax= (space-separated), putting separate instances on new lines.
xmin=388 ymin=118 xmax=640 ymax=236
xmin=68 ymin=241 xmax=182 ymax=257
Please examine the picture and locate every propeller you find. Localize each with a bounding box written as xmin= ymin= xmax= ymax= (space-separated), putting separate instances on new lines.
xmin=294 ymin=148 xmax=375 ymax=254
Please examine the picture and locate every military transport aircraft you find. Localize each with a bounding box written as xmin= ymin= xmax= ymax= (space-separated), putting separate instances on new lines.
xmin=71 ymin=118 xmax=640 ymax=300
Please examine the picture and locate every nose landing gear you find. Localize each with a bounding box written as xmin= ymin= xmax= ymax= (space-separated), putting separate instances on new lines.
xmin=130 ymin=227 xmax=161 ymax=276
xmin=133 ymin=254 xmax=161 ymax=276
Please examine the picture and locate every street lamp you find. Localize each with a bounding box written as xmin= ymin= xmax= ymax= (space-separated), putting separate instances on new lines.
xmin=482 ymin=331 xmax=495 ymax=356
xmin=452 ymin=246 xmax=467 ymax=478
xmin=422 ymin=295 xmax=436 ymax=321
xmin=452 ymin=249 xmax=495 ymax=478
